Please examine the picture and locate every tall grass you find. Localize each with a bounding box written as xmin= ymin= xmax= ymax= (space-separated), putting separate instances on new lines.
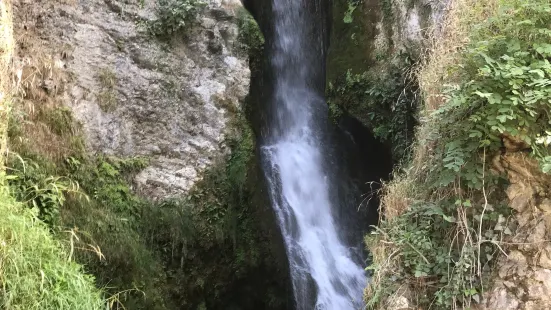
xmin=0 ymin=187 xmax=105 ymax=310
xmin=417 ymin=0 xmax=499 ymax=112
xmin=412 ymin=0 xmax=499 ymax=175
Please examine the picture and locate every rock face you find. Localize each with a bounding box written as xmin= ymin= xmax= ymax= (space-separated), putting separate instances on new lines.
xmin=370 ymin=0 xmax=449 ymax=57
xmin=14 ymin=0 xmax=249 ymax=198
xmin=475 ymin=152 xmax=551 ymax=310
xmin=328 ymin=0 xmax=450 ymax=81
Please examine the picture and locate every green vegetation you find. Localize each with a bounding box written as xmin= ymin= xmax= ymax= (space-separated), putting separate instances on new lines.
xmin=148 ymin=0 xmax=207 ymax=37
xmin=61 ymin=155 xmax=177 ymax=309
xmin=7 ymin=156 xmax=82 ymax=227
xmin=97 ymin=68 xmax=117 ymax=112
xmin=2 ymin=0 xmax=287 ymax=307
xmin=237 ymin=9 xmax=264 ymax=55
xmin=0 ymin=186 xmax=105 ymax=310
xmin=327 ymin=54 xmax=419 ymax=161
xmin=431 ymin=2 xmax=551 ymax=180
xmin=237 ymin=9 xmax=265 ymax=75
xmin=329 ymin=0 xmax=431 ymax=163
xmin=343 ymin=0 xmax=361 ymax=24
xmin=380 ymin=0 xmax=393 ymax=22
xmin=6 ymin=86 xmax=287 ymax=308
xmin=365 ymin=0 xmax=551 ymax=309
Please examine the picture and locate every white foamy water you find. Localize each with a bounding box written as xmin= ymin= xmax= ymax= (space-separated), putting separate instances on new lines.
xmin=260 ymin=0 xmax=367 ymax=309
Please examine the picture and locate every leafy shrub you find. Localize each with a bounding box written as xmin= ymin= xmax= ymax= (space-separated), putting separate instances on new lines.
xmin=148 ymin=0 xmax=207 ymax=37
xmin=367 ymin=194 xmax=513 ymax=308
xmin=7 ymin=111 xmax=287 ymax=309
xmin=427 ymin=0 xmax=551 ymax=188
xmin=60 ymin=156 xmax=172 ymax=309
xmin=6 ymin=154 xmax=172 ymax=309
xmin=7 ymin=156 xmax=82 ymax=227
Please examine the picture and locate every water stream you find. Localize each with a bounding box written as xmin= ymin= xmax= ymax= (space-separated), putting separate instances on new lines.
xmin=260 ymin=0 xmax=367 ymax=309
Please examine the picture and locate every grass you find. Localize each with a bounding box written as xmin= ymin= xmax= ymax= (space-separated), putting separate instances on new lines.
xmin=147 ymin=0 xmax=207 ymax=37
xmin=6 ymin=101 xmax=287 ymax=309
xmin=0 ymin=188 xmax=105 ymax=310
xmin=7 ymin=53 xmax=80 ymax=161
xmin=381 ymin=0 xmax=500 ymax=228
xmin=416 ymin=0 xmax=498 ymax=112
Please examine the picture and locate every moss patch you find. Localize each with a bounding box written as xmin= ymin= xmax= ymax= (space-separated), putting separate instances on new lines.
xmin=327 ymin=55 xmax=419 ymax=161
xmin=327 ymin=0 xmax=380 ymax=82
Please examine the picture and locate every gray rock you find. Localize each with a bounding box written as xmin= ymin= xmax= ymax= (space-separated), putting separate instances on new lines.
xmin=16 ymin=0 xmax=250 ymax=198
xmin=484 ymin=288 xmax=520 ymax=310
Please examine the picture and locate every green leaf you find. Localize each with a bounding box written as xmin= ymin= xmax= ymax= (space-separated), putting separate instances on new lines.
xmin=415 ymin=270 xmax=428 ymax=278
xmin=443 ymin=215 xmax=457 ymax=223
xmin=496 ymin=115 xmax=508 ymax=123
xmin=509 ymin=67 xmax=524 ymax=76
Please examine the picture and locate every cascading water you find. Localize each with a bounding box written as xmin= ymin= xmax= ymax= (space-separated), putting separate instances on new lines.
xmin=260 ymin=0 xmax=367 ymax=309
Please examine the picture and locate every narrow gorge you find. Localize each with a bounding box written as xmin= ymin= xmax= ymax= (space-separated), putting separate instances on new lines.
xmin=259 ymin=0 xmax=366 ymax=308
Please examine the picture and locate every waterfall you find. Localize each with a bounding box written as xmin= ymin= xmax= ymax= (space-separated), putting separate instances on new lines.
xmin=259 ymin=0 xmax=367 ymax=309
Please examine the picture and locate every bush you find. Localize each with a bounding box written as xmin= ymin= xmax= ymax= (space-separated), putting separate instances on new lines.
xmin=6 ymin=153 xmax=173 ymax=309
xmin=429 ymin=0 xmax=551 ymax=189
xmin=7 ymin=156 xmax=82 ymax=227
xmin=148 ymin=0 xmax=207 ymax=37
xmin=7 ymin=107 xmax=287 ymax=309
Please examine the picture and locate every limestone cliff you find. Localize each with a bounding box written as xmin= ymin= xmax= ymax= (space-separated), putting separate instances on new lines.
xmin=13 ymin=0 xmax=249 ymax=198
xmin=6 ymin=2 xmax=294 ymax=308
